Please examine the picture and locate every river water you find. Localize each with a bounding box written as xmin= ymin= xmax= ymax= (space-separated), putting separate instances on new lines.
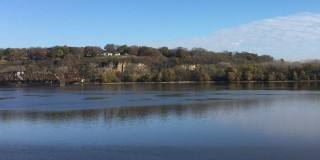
xmin=1 ymin=82 xmax=320 ymax=160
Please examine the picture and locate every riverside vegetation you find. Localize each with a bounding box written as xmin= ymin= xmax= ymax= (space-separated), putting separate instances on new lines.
xmin=0 ymin=44 xmax=320 ymax=83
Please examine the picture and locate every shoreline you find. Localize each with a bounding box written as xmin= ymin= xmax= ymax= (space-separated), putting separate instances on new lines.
xmin=78 ymin=80 xmax=320 ymax=85
xmin=1 ymin=80 xmax=320 ymax=87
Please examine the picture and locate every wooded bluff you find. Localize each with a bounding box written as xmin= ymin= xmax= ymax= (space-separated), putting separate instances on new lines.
xmin=0 ymin=44 xmax=319 ymax=84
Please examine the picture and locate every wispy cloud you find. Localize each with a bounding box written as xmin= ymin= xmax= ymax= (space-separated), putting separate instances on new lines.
xmin=150 ymin=13 xmax=320 ymax=61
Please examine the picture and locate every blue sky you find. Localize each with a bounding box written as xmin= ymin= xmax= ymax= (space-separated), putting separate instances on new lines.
xmin=1 ymin=0 xmax=320 ymax=60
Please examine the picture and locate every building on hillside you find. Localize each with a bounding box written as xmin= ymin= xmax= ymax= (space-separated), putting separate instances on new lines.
xmin=101 ymin=53 xmax=113 ymax=57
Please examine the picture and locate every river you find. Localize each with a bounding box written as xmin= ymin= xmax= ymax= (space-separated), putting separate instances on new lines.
xmin=1 ymin=82 xmax=320 ymax=160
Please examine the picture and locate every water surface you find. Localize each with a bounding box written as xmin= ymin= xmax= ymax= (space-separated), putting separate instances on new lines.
xmin=1 ymin=82 xmax=320 ymax=160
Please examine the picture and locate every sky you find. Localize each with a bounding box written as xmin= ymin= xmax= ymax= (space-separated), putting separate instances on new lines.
xmin=1 ymin=0 xmax=320 ymax=61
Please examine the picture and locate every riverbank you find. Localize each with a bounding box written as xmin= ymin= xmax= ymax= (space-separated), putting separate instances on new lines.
xmin=87 ymin=80 xmax=320 ymax=85
xmin=2 ymin=80 xmax=320 ymax=88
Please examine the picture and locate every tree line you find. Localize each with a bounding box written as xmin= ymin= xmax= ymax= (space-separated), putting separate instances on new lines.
xmin=0 ymin=44 xmax=319 ymax=83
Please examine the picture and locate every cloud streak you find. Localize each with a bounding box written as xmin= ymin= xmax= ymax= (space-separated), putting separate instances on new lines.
xmin=151 ymin=13 xmax=320 ymax=61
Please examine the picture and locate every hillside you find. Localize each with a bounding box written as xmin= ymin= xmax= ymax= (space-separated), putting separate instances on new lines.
xmin=1 ymin=45 xmax=320 ymax=84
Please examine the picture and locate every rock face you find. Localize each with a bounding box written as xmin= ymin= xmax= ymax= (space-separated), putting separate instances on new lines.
xmin=100 ymin=62 xmax=148 ymax=73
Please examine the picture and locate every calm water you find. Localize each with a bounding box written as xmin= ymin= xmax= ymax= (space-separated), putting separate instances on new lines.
xmin=1 ymin=82 xmax=320 ymax=160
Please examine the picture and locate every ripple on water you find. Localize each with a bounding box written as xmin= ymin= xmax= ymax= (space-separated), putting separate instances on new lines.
xmin=24 ymin=94 xmax=51 ymax=97
xmin=156 ymin=93 xmax=188 ymax=97
xmin=129 ymin=98 xmax=153 ymax=101
xmin=0 ymin=97 xmax=16 ymax=100
xmin=186 ymin=98 xmax=231 ymax=101
xmin=83 ymin=97 xmax=107 ymax=100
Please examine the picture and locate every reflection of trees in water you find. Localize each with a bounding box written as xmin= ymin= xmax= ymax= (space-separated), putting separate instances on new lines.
xmin=1 ymin=82 xmax=319 ymax=123
xmin=61 ymin=82 xmax=320 ymax=93
xmin=225 ymin=82 xmax=320 ymax=90
xmin=0 ymin=99 xmax=267 ymax=123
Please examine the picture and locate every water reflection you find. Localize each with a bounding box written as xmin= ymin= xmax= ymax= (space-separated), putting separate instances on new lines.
xmin=1 ymin=82 xmax=320 ymax=112
xmin=2 ymin=81 xmax=318 ymax=92
xmin=61 ymin=81 xmax=320 ymax=91
xmin=0 ymin=99 xmax=260 ymax=123
xmin=1 ymin=82 xmax=320 ymax=149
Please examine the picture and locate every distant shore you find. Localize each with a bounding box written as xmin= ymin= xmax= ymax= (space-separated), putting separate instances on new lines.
xmin=2 ymin=80 xmax=320 ymax=88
